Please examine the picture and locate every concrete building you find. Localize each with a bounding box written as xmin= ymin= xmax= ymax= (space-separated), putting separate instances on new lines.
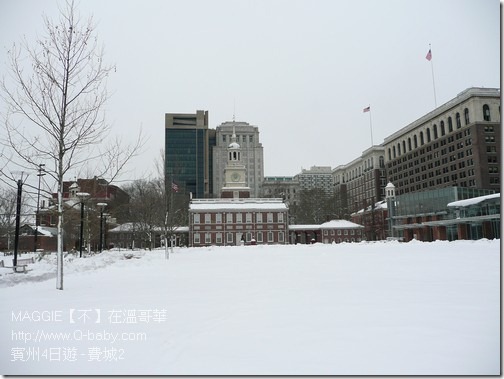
xmin=332 ymin=146 xmax=386 ymax=216
xmin=165 ymin=110 xmax=216 ymax=198
xmin=261 ymin=176 xmax=300 ymax=207
xmin=213 ymin=121 xmax=264 ymax=198
xmin=295 ymin=166 xmax=333 ymax=196
xmin=383 ymin=87 xmax=501 ymax=195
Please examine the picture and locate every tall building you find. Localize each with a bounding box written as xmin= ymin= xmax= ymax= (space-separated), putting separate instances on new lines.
xmin=332 ymin=146 xmax=387 ymax=215
xmin=213 ymin=121 xmax=264 ymax=197
xmin=383 ymin=87 xmax=501 ymax=195
xmin=220 ymin=125 xmax=251 ymax=199
xmin=261 ymin=176 xmax=300 ymax=207
xmin=295 ymin=166 xmax=333 ymax=196
xmin=165 ymin=110 xmax=215 ymax=198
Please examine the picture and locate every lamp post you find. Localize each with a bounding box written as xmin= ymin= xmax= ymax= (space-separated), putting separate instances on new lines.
xmin=34 ymin=164 xmax=46 ymax=252
xmin=12 ymin=171 xmax=27 ymax=269
xmin=97 ymin=203 xmax=107 ymax=253
xmin=76 ymin=192 xmax=90 ymax=258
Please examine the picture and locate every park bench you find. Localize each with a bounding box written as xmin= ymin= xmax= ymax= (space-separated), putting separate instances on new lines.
xmin=11 ymin=257 xmax=35 ymax=273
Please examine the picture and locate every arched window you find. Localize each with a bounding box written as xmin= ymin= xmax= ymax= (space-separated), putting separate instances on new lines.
xmin=420 ymin=131 xmax=424 ymax=145
xmin=483 ymin=104 xmax=491 ymax=121
xmin=440 ymin=121 xmax=445 ymax=136
xmin=426 ymin=128 xmax=431 ymax=143
xmin=433 ymin=124 xmax=438 ymax=139
xmin=408 ymin=137 xmax=412 ymax=151
xmin=448 ymin=117 xmax=453 ymax=132
xmin=402 ymin=140 xmax=406 ymax=155
xmin=388 ymin=148 xmax=391 ymax=160
xmin=456 ymin=112 xmax=461 ymax=129
xmin=414 ymin=135 xmax=418 ymax=149
xmin=397 ymin=143 xmax=401 ymax=156
xmin=393 ymin=146 xmax=396 ymax=159
xmin=464 ymin=108 xmax=470 ymax=125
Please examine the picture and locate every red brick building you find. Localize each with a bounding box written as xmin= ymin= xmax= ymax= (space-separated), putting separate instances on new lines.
xmin=189 ymin=199 xmax=288 ymax=246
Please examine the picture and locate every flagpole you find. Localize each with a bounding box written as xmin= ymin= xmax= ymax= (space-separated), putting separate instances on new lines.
xmin=363 ymin=105 xmax=374 ymax=146
xmin=368 ymin=106 xmax=374 ymax=146
xmin=428 ymin=43 xmax=437 ymax=108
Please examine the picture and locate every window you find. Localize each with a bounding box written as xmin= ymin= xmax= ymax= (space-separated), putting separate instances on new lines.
xmin=426 ymin=128 xmax=431 ymax=143
xmin=205 ymin=213 xmax=211 ymax=224
xmin=414 ymin=135 xmax=418 ymax=148
xmin=256 ymin=213 xmax=263 ymax=223
xmin=448 ymin=117 xmax=453 ymax=132
xmin=464 ymin=108 xmax=470 ymax=125
xmin=246 ymin=213 xmax=252 ymax=223
xmin=483 ymin=104 xmax=491 ymax=121
xmin=278 ymin=212 xmax=284 ymax=223
xmin=408 ymin=138 xmax=412 ymax=151
xmin=279 ymin=232 xmax=284 ymax=243
xmin=226 ymin=232 xmax=233 ymax=244
xmin=440 ymin=121 xmax=445 ymax=136
xmin=456 ymin=113 xmax=461 ymax=129
xmin=226 ymin=213 xmax=233 ymax=223
xmin=205 ymin=233 xmax=212 ymax=244
xmin=267 ymin=231 xmax=274 ymax=242
xmin=194 ymin=233 xmax=200 ymax=244
xmin=194 ymin=213 xmax=200 ymax=224
xmin=267 ymin=213 xmax=274 ymax=223
xmin=257 ymin=232 xmax=263 ymax=243
xmin=433 ymin=124 xmax=438 ymax=139
xmin=236 ymin=213 xmax=242 ymax=223
xmin=216 ymin=213 xmax=222 ymax=224
xmin=216 ymin=233 xmax=222 ymax=244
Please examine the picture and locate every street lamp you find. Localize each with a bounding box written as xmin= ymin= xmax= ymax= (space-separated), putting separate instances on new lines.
xmin=34 ymin=164 xmax=46 ymax=252
xmin=97 ymin=203 xmax=107 ymax=253
xmin=13 ymin=173 xmax=27 ymax=269
xmin=76 ymin=192 xmax=90 ymax=258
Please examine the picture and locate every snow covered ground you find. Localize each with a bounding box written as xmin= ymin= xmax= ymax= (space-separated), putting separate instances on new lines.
xmin=0 ymin=239 xmax=500 ymax=375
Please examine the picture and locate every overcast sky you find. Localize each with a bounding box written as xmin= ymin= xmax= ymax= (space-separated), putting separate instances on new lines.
xmin=1 ymin=0 xmax=500 ymax=183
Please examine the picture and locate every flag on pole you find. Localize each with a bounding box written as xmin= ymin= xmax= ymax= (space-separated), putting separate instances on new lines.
xmin=425 ymin=49 xmax=432 ymax=61
xmin=363 ymin=106 xmax=370 ymax=113
xmin=171 ymin=181 xmax=179 ymax=192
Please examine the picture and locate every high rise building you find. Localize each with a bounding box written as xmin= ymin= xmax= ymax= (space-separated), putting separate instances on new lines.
xmin=213 ymin=121 xmax=264 ymax=198
xmin=165 ymin=110 xmax=215 ymax=198
xmin=383 ymin=87 xmax=501 ymax=195
xmin=332 ymin=146 xmax=387 ymax=215
xmin=295 ymin=166 xmax=333 ymax=196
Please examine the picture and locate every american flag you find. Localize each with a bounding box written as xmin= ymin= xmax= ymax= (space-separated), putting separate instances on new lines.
xmin=171 ymin=181 xmax=179 ymax=192
xmin=363 ymin=106 xmax=370 ymax=113
xmin=425 ymin=49 xmax=432 ymax=61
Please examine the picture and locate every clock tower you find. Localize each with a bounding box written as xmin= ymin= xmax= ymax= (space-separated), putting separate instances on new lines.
xmin=221 ymin=125 xmax=250 ymax=198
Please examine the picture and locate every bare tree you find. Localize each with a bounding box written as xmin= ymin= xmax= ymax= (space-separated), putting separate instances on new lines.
xmin=0 ymin=1 xmax=141 ymax=290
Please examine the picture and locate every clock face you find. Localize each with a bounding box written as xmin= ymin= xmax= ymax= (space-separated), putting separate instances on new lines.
xmin=231 ymin=172 xmax=241 ymax=182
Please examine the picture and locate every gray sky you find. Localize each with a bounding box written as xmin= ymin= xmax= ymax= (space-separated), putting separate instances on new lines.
xmin=1 ymin=0 xmax=500 ymax=182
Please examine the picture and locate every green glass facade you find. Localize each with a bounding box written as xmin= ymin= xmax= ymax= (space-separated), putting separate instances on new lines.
xmin=165 ymin=111 xmax=215 ymax=199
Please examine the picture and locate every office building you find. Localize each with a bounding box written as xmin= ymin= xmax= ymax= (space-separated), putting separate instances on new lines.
xmin=383 ymin=87 xmax=500 ymax=195
xmin=213 ymin=121 xmax=264 ymax=198
xmin=165 ymin=110 xmax=215 ymax=198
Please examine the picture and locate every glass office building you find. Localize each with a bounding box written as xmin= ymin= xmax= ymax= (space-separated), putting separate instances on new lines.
xmin=165 ymin=111 xmax=215 ymax=198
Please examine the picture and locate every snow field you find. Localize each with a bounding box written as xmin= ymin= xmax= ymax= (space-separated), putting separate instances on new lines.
xmin=0 ymin=239 xmax=500 ymax=375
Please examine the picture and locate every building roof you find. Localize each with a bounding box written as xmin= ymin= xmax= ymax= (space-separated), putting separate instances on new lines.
xmin=447 ymin=193 xmax=500 ymax=208
xmin=189 ymin=198 xmax=287 ymax=211
xmin=320 ymin=220 xmax=364 ymax=229
xmin=290 ymin=220 xmax=364 ymax=230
